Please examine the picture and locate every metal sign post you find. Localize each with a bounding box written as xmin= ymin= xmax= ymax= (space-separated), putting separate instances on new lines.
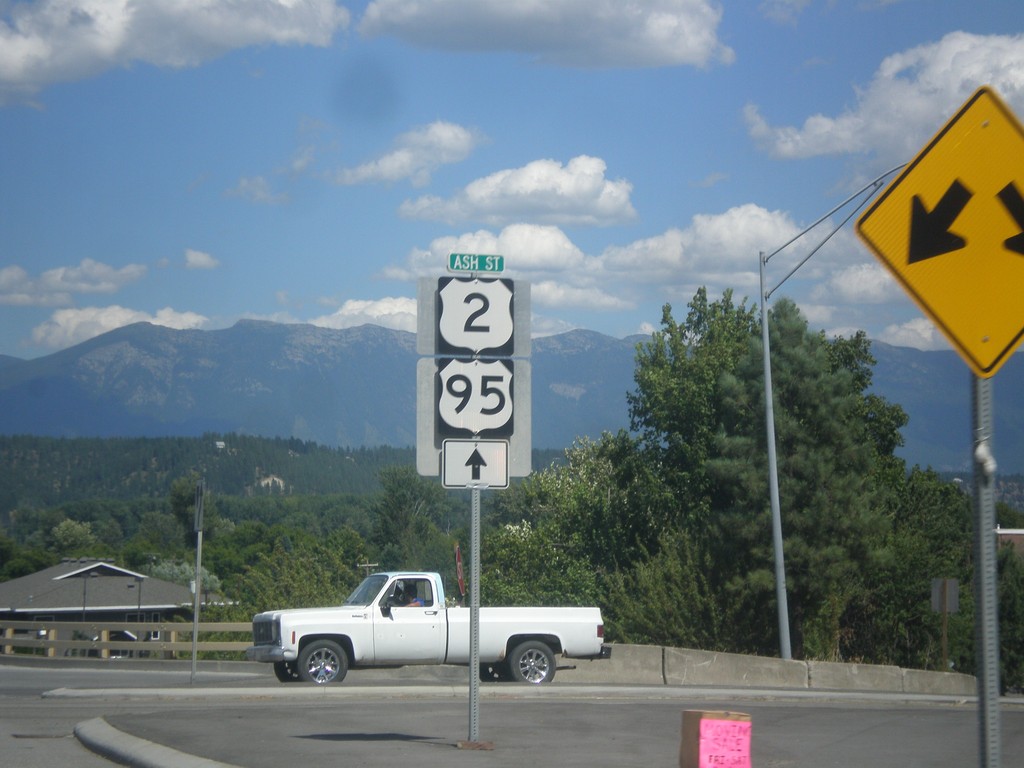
xmin=468 ymin=485 xmax=483 ymax=742
xmin=973 ymin=376 xmax=1001 ymax=768
xmin=190 ymin=480 xmax=204 ymax=686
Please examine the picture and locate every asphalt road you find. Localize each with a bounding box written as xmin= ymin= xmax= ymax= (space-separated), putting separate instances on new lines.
xmin=3 ymin=658 xmax=1023 ymax=768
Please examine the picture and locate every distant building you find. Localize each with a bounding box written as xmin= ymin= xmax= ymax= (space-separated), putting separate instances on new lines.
xmin=997 ymin=527 xmax=1024 ymax=557
xmin=0 ymin=558 xmax=199 ymax=624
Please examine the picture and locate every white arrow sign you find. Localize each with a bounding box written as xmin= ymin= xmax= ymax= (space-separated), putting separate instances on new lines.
xmin=438 ymin=277 xmax=514 ymax=355
xmin=442 ymin=439 xmax=509 ymax=488
xmin=436 ymin=358 xmax=513 ymax=437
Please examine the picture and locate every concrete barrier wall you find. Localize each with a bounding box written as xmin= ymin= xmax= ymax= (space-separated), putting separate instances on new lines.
xmin=902 ymin=668 xmax=977 ymax=696
xmin=808 ymin=660 xmax=903 ymax=691
xmin=558 ymin=644 xmax=976 ymax=696
xmin=559 ymin=644 xmax=665 ymax=685
xmin=665 ymin=647 xmax=808 ymax=689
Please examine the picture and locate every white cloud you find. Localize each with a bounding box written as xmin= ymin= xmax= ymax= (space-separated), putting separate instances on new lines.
xmin=599 ymin=229 xmax=688 ymax=275
xmin=597 ymin=204 xmax=799 ymax=293
xmin=687 ymin=204 xmax=799 ymax=269
xmin=359 ymin=0 xmax=733 ymax=69
xmin=0 ymin=258 xmax=146 ymax=306
xmin=333 ymin=121 xmax=482 ymax=187
xmin=758 ymin=0 xmax=812 ymax=25
xmin=0 ymin=0 xmax=351 ymax=104
xmin=812 ymin=261 xmax=904 ymax=305
xmin=184 ymin=249 xmax=220 ymax=270
xmin=227 ymin=176 xmax=289 ymax=205
xmin=745 ymin=32 xmax=1024 ymax=164
xmin=400 ymin=155 xmax=636 ymax=226
xmin=879 ymin=316 xmax=951 ymax=350
xmin=308 ymin=297 xmax=417 ymax=332
xmin=389 ymin=205 xmax=800 ymax=314
xmin=383 ymin=224 xmax=588 ymax=280
xmin=31 ymin=305 xmax=208 ymax=349
xmin=530 ymin=280 xmax=632 ymax=311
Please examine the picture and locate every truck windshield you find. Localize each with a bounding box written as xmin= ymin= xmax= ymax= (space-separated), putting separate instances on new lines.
xmin=342 ymin=574 xmax=388 ymax=606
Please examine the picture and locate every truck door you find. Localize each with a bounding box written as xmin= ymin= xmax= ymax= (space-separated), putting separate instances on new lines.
xmin=372 ymin=577 xmax=447 ymax=664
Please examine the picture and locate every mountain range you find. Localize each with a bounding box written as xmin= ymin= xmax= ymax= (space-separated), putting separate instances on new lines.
xmin=0 ymin=320 xmax=1020 ymax=475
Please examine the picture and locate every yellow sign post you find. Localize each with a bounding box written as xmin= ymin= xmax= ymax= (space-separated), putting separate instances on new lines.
xmin=856 ymin=86 xmax=1024 ymax=378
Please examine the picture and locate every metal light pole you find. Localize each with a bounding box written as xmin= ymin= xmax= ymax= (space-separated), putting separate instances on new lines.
xmin=759 ymin=252 xmax=791 ymax=660
xmin=758 ymin=165 xmax=904 ymax=660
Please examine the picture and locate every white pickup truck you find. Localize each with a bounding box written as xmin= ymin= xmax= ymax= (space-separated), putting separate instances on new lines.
xmin=245 ymin=571 xmax=611 ymax=685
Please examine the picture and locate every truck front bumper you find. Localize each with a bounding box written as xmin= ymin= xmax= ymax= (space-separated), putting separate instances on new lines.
xmin=245 ymin=645 xmax=297 ymax=663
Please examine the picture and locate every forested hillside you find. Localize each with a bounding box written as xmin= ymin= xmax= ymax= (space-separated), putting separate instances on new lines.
xmin=0 ymin=434 xmax=410 ymax=508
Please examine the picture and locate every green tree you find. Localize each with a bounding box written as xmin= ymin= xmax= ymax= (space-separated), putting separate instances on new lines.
xmin=997 ymin=501 xmax=1024 ymax=529
xmin=0 ymin=531 xmax=57 ymax=580
xmin=370 ymin=465 xmax=456 ymax=570
xmin=146 ymin=559 xmax=222 ymax=597
xmin=494 ymin=434 xmax=675 ymax=572
xmin=602 ymin=528 xmax=720 ymax=648
xmin=628 ymin=289 xmax=758 ymax=525
xmin=169 ymin=473 xmax=220 ymax=546
xmin=706 ymin=299 xmax=897 ymax=659
xmin=233 ymin=527 xmax=365 ymax=616
xmin=50 ymin=519 xmax=100 ymax=557
xmin=848 ymin=468 xmax=973 ymax=670
xmin=128 ymin=510 xmax=186 ymax=555
xmin=481 ymin=519 xmax=599 ymax=607
xmin=998 ymin=544 xmax=1024 ymax=692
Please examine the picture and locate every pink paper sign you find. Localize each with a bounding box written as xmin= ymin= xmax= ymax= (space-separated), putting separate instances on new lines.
xmin=698 ymin=717 xmax=751 ymax=768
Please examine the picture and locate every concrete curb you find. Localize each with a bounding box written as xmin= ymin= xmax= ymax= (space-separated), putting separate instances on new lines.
xmin=74 ymin=717 xmax=242 ymax=768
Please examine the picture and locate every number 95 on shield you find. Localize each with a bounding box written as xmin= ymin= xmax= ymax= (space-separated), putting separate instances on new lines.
xmin=436 ymin=358 xmax=514 ymax=438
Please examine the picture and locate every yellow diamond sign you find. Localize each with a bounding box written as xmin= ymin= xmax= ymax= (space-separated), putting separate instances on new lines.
xmin=856 ymin=86 xmax=1024 ymax=378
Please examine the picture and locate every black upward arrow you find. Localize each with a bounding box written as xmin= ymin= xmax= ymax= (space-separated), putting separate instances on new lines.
xmin=466 ymin=448 xmax=487 ymax=480
xmin=908 ymin=179 xmax=972 ymax=264
xmin=997 ymin=181 xmax=1024 ymax=256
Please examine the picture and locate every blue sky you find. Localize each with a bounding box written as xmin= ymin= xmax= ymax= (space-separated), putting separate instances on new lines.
xmin=2 ymin=0 xmax=1023 ymax=360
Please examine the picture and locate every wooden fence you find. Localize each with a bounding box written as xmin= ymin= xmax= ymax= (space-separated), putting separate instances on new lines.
xmin=1 ymin=620 xmax=252 ymax=659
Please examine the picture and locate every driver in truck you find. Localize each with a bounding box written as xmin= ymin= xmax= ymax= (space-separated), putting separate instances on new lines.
xmin=395 ymin=580 xmax=424 ymax=607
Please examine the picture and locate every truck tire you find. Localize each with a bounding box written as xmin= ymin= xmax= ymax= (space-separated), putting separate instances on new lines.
xmin=273 ymin=661 xmax=301 ymax=683
xmin=507 ymin=640 xmax=556 ymax=684
xmin=298 ymin=640 xmax=349 ymax=685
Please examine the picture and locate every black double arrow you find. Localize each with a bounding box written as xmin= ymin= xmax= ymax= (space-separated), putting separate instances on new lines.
xmin=909 ymin=179 xmax=1024 ymax=263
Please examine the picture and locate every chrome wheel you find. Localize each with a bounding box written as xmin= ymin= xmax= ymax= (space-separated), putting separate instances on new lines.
xmin=298 ymin=640 xmax=348 ymax=685
xmin=508 ymin=640 xmax=556 ymax=684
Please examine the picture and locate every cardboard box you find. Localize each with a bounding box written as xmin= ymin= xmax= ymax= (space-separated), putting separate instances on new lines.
xmin=680 ymin=710 xmax=752 ymax=768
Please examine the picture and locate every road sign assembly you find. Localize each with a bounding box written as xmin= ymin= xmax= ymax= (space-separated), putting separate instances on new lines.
xmin=414 ymin=255 xmax=532 ymax=744
xmin=416 ymin=267 xmax=531 ymax=479
xmin=856 ymin=86 xmax=1024 ymax=378
xmin=857 ymin=85 xmax=1021 ymax=768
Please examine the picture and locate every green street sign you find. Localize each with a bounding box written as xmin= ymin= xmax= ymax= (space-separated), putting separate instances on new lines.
xmin=448 ymin=253 xmax=504 ymax=273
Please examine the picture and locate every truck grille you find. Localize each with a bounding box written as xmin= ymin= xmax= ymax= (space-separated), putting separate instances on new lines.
xmin=252 ymin=618 xmax=279 ymax=646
